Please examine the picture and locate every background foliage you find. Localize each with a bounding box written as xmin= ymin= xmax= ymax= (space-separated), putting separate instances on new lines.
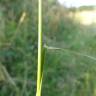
xmin=0 ymin=0 xmax=96 ymax=96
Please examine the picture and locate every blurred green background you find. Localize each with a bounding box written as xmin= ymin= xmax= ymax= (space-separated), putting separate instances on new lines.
xmin=0 ymin=0 xmax=96 ymax=96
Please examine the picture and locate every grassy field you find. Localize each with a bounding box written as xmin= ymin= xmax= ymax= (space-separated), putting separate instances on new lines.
xmin=42 ymin=24 xmax=96 ymax=96
xmin=0 ymin=0 xmax=96 ymax=96
xmin=70 ymin=10 xmax=96 ymax=25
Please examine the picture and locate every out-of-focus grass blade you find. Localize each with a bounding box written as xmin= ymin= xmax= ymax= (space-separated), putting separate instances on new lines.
xmin=44 ymin=44 xmax=96 ymax=61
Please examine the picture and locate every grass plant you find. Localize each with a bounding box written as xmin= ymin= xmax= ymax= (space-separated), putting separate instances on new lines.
xmin=36 ymin=0 xmax=43 ymax=96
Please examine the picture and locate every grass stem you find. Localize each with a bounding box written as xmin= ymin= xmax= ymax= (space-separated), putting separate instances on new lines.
xmin=36 ymin=0 xmax=43 ymax=96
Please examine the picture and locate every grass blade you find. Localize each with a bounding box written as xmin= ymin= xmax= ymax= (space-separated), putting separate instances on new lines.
xmin=44 ymin=44 xmax=96 ymax=61
xmin=36 ymin=0 xmax=43 ymax=96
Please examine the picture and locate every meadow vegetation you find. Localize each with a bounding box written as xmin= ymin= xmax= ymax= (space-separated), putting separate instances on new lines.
xmin=0 ymin=0 xmax=96 ymax=96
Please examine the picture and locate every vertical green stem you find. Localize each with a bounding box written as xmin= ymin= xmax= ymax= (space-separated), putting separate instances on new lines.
xmin=36 ymin=0 xmax=42 ymax=96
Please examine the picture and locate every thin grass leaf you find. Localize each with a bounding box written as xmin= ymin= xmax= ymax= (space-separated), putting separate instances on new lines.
xmin=0 ymin=63 xmax=20 ymax=96
xmin=44 ymin=44 xmax=96 ymax=61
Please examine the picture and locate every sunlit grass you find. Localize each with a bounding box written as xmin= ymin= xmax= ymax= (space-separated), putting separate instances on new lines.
xmin=36 ymin=0 xmax=43 ymax=96
xmin=69 ymin=10 xmax=96 ymax=25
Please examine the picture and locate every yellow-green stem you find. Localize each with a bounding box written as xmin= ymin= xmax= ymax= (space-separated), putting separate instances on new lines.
xmin=36 ymin=0 xmax=42 ymax=96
